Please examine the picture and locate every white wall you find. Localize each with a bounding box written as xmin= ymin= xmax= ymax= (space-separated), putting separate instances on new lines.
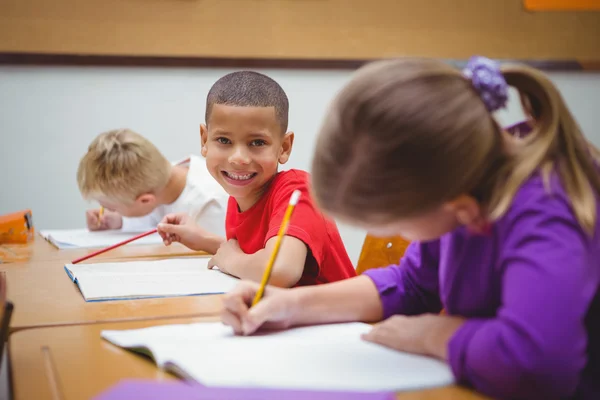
xmin=495 ymin=72 xmax=600 ymax=133
xmin=1 ymin=66 xmax=599 ymax=265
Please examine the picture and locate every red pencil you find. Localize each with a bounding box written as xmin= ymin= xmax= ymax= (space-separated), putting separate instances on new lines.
xmin=71 ymin=229 xmax=158 ymax=264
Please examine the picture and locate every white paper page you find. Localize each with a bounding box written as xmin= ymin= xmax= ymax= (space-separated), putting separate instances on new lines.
xmin=65 ymin=258 xmax=238 ymax=301
xmin=102 ymin=322 xmax=454 ymax=392
xmin=101 ymin=322 xmax=232 ymax=366
xmin=39 ymin=229 xmax=162 ymax=249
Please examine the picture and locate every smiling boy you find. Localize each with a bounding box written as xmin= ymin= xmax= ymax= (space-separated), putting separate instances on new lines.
xmin=157 ymin=71 xmax=356 ymax=287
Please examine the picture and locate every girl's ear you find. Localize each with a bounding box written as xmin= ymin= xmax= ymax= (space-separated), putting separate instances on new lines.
xmin=278 ymin=132 xmax=295 ymax=164
xmin=447 ymin=195 xmax=488 ymax=233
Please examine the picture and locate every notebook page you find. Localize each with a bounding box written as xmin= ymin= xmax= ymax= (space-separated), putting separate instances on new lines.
xmin=40 ymin=229 xmax=162 ymax=249
xmin=102 ymin=322 xmax=454 ymax=392
xmin=102 ymin=322 xmax=230 ymax=348
xmin=101 ymin=322 xmax=232 ymax=367
xmin=65 ymin=258 xmax=239 ymax=301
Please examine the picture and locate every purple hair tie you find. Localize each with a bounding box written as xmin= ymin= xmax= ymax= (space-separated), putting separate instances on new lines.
xmin=462 ymin=56 xmax=508 ymax=112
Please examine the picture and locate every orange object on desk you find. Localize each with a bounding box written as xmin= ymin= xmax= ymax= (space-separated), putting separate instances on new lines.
xmin=524 ymin=0 xmax=600 ymax=10
xmin=0 ymin=209 xmax=34 ymax=244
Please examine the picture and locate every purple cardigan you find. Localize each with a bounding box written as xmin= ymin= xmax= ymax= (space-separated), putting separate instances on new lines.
xmin=364 ymin=122 xmax=599 ymax=399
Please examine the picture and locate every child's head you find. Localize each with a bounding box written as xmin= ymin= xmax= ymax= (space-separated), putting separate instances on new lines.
xmin=201 ymin=71 xmax=293 ymax=209
xmin=311 ymin=57 xmax=600 ymax=241
xmin=77 ymin=129 xmax=172 ymax=217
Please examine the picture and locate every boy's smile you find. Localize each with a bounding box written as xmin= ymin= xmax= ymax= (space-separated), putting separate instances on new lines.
xmin=201 ymin=104 xmax=293 ymax=212
xmin=221 ymin=171 xmax=258 ymax=186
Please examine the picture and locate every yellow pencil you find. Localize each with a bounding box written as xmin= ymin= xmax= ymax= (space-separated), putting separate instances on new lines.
xmin=252 ymin=190 xmax=301 ymax=306
xmin=98 ymin=206 xmax=104 ymax=228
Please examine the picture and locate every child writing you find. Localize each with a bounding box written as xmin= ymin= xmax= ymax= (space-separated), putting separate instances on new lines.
xmin=220 ymin=57 xmax=599 ymax=399
xmin=77 ymin=129 xmax=228 ymax=237
xmin=157 ymin=71 xmax=356 ymax=287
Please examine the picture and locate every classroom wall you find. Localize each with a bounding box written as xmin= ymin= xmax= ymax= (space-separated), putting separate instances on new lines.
xmin=1 ymin=66 xmax=600 ymax=265
xmin=2 ymin=0 xmax=599 ymax=61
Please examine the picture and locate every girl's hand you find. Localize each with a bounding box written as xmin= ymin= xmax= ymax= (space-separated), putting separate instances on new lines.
xmin=221 ymin=281 xmax=300 ymax=335
xmin=361 ymin=314 xmax=465 ymax=360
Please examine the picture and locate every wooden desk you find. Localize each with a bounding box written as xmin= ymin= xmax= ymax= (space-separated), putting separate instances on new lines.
xmin=1 ymin=237 xmax=207 ymax=267
xmin=4 ymin=260 xmax=223 ymax=332
xmin=10 ymin=318 xmax=489 ymax=400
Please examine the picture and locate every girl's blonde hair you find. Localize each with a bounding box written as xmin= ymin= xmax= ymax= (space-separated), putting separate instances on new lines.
xmin=311 ymin=58 xmax=600 ymax=234
xmin=77 ymin=129 xmax=172 ymax=205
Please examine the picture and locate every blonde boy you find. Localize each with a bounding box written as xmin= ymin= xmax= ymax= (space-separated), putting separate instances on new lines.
xmin=77 ymin=129 xmax=228 ymax=236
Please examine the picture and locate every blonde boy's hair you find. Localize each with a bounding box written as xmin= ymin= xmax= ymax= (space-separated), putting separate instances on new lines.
xmin=77 ymin=129 xmax=172 ymax=204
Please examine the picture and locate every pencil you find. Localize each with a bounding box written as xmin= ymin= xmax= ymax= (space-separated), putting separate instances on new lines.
xmin=251 ymin=190 xmax=301 ymax=306
xmin=71 ymin=228 xmax=158 ymax=264
xmin=97 ymin=206 xmax=104 ymax=228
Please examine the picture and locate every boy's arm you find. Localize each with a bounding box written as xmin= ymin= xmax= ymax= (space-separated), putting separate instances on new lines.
xmin=209 ymin=235 xmax=308 ymax=288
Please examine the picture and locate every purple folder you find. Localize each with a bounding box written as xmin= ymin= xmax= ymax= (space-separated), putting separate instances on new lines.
xmin=92 ymin=379 xmax=396 ymax=400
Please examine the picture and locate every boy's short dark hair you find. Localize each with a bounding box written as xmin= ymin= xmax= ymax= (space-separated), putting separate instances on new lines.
xmin=205 ymin=71 xmax=289 ymax=133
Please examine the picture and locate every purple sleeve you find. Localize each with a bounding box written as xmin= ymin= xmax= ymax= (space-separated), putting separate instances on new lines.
xmin=363 ymin=241 xmax=442 ymax=318
xmin=505 ymin=120 xmax=532 ymax=138
xmin=448 ymin=191 xmax=598 ymax=399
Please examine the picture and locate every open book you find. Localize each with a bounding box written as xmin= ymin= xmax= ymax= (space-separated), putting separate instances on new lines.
xmin=101 ymin=322 xmax=455 ymax=392
xmin=40 ymin=229 xmax=163 ymax=249
xmin=65 ymin=258 xmax=239 ymax=302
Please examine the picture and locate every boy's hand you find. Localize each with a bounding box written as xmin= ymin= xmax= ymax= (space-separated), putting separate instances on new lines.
xmin=221 ymin=281 xmax=299 ymax=335
xmin=208 ymin=239 xmax=244 ymax=276
xmin=157 ymin=213 xmax=216 ymax=251
xmin=86 ymin=209 xmax=122 ymax=231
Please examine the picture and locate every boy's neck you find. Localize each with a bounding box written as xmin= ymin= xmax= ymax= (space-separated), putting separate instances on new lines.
xmin=156 ymin=165 xmax=189 ymax=205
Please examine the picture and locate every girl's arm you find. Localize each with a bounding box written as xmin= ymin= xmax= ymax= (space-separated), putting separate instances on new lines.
xmin=362 ymin=241 xmax=443 ymax=319
xmin=447 ymin=192 xmax=597 ymax=400
xmin=221 ymin=276 xmax=384 ymax=336
xmin=222 ymin=241 xmax=442 ymax=335
xmin=291 ymin=241 xmax=442 ymax=325
xmin=292 ymin=275 xmax=384 ymax=324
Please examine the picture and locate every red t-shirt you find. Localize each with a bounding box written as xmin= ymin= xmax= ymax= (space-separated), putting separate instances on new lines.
xmin=225 ymin=169 xmax=356 ymax=286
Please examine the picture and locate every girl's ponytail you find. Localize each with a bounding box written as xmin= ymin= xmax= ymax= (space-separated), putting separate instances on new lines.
xmin=491 ymin=65 xmax=600 ymax=234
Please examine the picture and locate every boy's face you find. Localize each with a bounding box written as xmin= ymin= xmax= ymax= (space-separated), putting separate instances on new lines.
xmin=201 ymin=104 xmax=293 ymax=211
xmin=97 ymin=194 xmax=157 ymax=218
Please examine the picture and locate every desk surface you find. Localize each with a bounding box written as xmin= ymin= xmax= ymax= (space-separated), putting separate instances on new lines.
xmin=9 ymin=318 xmax=489 ymax=400
xmin=1 ymin=235 xmax=207 ymax=266
xmin=4 ymin=258 xmax=224 ymax=332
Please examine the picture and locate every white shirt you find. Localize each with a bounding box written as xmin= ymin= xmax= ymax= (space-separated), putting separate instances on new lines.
xmin=120 ymin=155 xmax=228 ymax=237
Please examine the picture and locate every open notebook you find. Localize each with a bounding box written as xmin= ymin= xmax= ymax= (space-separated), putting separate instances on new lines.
xmin=101 ymin=322 xmax=455 ymax=392
xmin=64 ymin=258 xmax=239 ymax=302
xmin=40 ymin=229 xmax=163 ymax=249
